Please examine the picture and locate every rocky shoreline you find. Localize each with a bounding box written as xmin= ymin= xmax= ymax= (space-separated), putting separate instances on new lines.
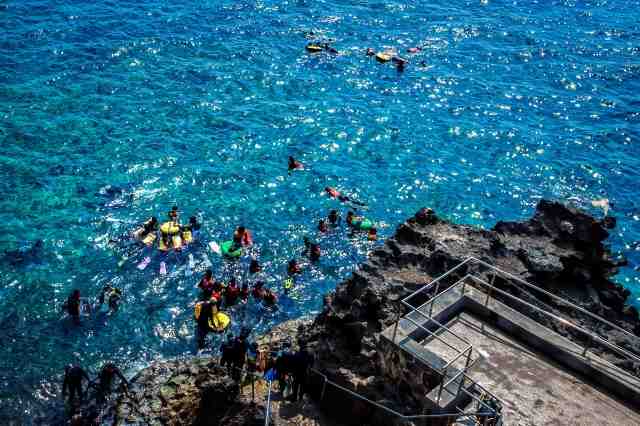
xmin=99 ymin=200 xmax=639 ymax=425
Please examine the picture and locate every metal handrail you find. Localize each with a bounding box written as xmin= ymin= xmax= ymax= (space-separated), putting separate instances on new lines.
xmin=264 ymin=379 xmax=273 ymax=426
xmin=402 ymin=257 xmax=474 ymax=304
xmin=471 ymin=257 xmax=640 ymax=344
xmin=309 ymin=368 xmax=501 ymax=422
xmin=409 ymin=274 xmax=471 ymax=314
xmin=402 ymin=314 xmax=473 ymax=358
xmin=466 ymin=275 xmax=640 ymax=364
xmin=402 ymin=257 xmax=640 ymax=348
xmin=392 ymin=326 xmax=498 ymax=413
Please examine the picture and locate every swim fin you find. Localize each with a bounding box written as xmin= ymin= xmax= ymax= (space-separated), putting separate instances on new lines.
xmin=209 ymin=241 xmax=221 ymax=254
xmin=137 ymin=256 xmax=151 ymax=270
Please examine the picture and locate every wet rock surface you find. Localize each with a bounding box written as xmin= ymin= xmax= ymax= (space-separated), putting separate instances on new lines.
xmin=97 ymin=200 xmax=639 ymax=425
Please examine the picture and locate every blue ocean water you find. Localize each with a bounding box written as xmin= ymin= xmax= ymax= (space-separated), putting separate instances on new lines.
xmin=1 ymin=0 xmax=640 ymax=421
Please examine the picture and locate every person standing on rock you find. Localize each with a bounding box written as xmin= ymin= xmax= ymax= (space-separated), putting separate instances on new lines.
xmin=220 ymin=334 xmax=235 ymax=373
xmin=289 ymin=345 xmax=314 ymax=402
xmin=232 ymin=333 xmax=249 ymax=377
xmin=62 ymin=364 xmax=91 ymax=403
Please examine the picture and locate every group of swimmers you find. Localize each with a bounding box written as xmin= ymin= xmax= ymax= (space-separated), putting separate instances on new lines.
xmin=306 ymin=40 xmax=428 ymax=72
xmin=191 ymin=157 xmax=378 ymax=350
xmin=63 ymin=285 xmax=122 ymax=324
xmin=131 ymin=206 xmax=201 ymax=252
xmin=59 ymin=155 xmax=378 ymax=419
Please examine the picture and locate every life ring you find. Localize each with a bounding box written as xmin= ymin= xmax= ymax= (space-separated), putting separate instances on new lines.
xmin=209 ymin=312 xmax=231 ymax=332
xmin=221 ymin=240 xmax=242 ymax=258
xmin=358 ymin=218 xmax=373 ymax=231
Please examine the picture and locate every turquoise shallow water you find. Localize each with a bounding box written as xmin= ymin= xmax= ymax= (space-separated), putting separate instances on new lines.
xmin=2 ymin=0 xmax=640 ymax=421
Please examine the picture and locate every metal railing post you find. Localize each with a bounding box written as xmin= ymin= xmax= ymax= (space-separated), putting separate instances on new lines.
xmin=429 ymin=281 xmax=440 ymax=317
xmin=391 ymin=320 xmax=400 ymax=345
xmin=264 ymin=380 xmax=272 ymax=426
xmin=484 ymin=274 xmax=495 ymax=307
xmin=251 ymin=373 xmax=255 ymax=403
xmin=437 ymin=367 xmax=447 ymax=405
xmin=391 ymin=300 xmax=401 ymax=344
xmin=583 ymin=335 xmax=593 ymax=357
xmin=320 ymin=376 xmax=327 ymax=402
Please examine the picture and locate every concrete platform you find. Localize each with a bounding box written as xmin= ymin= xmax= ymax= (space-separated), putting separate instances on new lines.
xmin=442 ymin=313 xmax=640 ymax=425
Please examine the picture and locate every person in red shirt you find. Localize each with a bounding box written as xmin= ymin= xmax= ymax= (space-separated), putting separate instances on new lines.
xmin=233 ymin=226 xmax=253 ymax=246
xmin=198 ymin=270 xmax=216 ymax=299
xmin=252 ymin=281 xmax=266 ymax=300
xmin=225 ymin=278 xmax=240 ymax=306
xmin=240 ymin=283 xmax=249 ymax=303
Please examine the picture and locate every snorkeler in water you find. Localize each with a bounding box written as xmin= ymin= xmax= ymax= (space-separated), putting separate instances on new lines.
xmin=288 ymin=156 xmax=304 ymax=172
xmin=325 ymin=187 xmax=366 ymax=207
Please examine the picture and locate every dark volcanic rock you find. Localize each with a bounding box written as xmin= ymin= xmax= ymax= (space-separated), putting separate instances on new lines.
xmin=292 ymin=200 xmax=640 ymax=422
xmin=97 ymin=200 xmax=640 ymax=425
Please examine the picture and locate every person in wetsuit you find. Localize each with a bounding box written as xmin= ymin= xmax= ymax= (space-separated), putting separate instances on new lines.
xmin=196 ymin=300 xmax=215 ymax=349
xmin=62 ymin=365 xmax=91 ymax=402
xmin=96 ymin=363 xmax=128 ymax=402
xmin=220 ymin=334 xmax=235 ymax=373
xmin=289 ymin=346 xmax=314 ymax=402
xmin=64 ymin=289 xmax=82 ymax=324
xmin=288 ymin=156 xmax=304 ymax=172
xmin=324 ymin=187 xmax=366 ymax=206
xmin=328 ymin=210 xmax=341 ymax=227
xmin=98 ymin=285 xmax=122 ymax=313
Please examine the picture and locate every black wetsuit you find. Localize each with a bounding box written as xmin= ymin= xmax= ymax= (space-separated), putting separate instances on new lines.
xmin=291 ymin=349 xmax=314 ymax=401
xmin=220 ymin=339 xmax=235 ymax=371
xmin=97 ymin=364 xmax=127 ymax=402
xmin=196 ymin=301 xmax=214 ymax=348
xmin=232 ymin=337 xmax=248 ymax=373
xmin=63 ymin=366 xmax=90 ymax=402
xmin=65 ymin=295 xmax=81 ymax=323
xmin=275 ymin=352 xmax=293 ymax=392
